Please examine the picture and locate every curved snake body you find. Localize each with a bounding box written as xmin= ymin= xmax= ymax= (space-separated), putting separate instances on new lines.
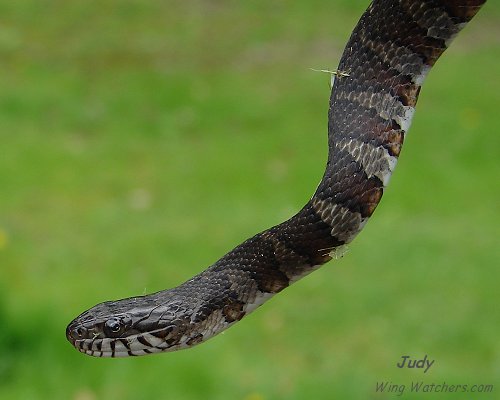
xmin=66 ymin=0 xmax=486 ymax=357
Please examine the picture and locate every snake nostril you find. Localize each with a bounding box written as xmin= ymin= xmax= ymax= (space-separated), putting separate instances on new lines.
xmin=68 ymin=325 xmax=85 ymax=339
xmin=66 ymin=323 xmax=84 ymax=342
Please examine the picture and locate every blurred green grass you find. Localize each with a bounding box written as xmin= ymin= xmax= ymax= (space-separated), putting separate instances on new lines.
xmin=0 ymin=1 xmax=499 ymax=399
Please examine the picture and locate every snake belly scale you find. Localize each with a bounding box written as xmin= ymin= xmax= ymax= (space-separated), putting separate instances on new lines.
xmin=66 ymin=0 xmax=486 ymax=357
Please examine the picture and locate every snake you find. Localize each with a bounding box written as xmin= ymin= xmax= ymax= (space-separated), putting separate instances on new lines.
xmin=66 ymin=0 xmax=486 ymax=357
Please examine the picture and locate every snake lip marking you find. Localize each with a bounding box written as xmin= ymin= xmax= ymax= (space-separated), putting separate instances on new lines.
xmin=66 ymin=0 xmax=486 ymax=357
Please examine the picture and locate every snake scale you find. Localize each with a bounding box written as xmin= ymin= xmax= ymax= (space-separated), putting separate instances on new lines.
xmin=66 ymin=0 xmax=486 ymax=357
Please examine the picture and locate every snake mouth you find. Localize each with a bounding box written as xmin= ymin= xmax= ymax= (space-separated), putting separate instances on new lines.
xmin=66 ymin=321 xmax=199 ymax=357
xmin=71 ymin=339 xmax=166 ymax=358
xmin=67 ymin=332 xmax=166 ymax=357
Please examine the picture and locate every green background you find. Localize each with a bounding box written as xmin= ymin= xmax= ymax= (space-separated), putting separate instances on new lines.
xmin=1 ymin=1 xmax=498 ymax=399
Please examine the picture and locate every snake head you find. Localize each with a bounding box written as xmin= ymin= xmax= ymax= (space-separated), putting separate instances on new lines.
xmin=66 ymin=294 xmax=200 ymax=357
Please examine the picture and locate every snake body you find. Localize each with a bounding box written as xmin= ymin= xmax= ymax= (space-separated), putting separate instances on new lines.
xmin=66 ymin=0 xmax=485 ymax=357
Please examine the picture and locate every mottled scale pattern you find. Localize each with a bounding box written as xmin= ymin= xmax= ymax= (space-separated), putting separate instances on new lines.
xmin=66 ymin=0 xmax=486 ymax=357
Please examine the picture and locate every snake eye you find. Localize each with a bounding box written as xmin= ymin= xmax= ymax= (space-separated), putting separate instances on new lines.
xmin=104 ymin=318 xmax=123 ymax=336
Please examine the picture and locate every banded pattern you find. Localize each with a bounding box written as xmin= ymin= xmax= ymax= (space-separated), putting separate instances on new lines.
xmin=66 ymin=0 xmax=486 ymax=357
